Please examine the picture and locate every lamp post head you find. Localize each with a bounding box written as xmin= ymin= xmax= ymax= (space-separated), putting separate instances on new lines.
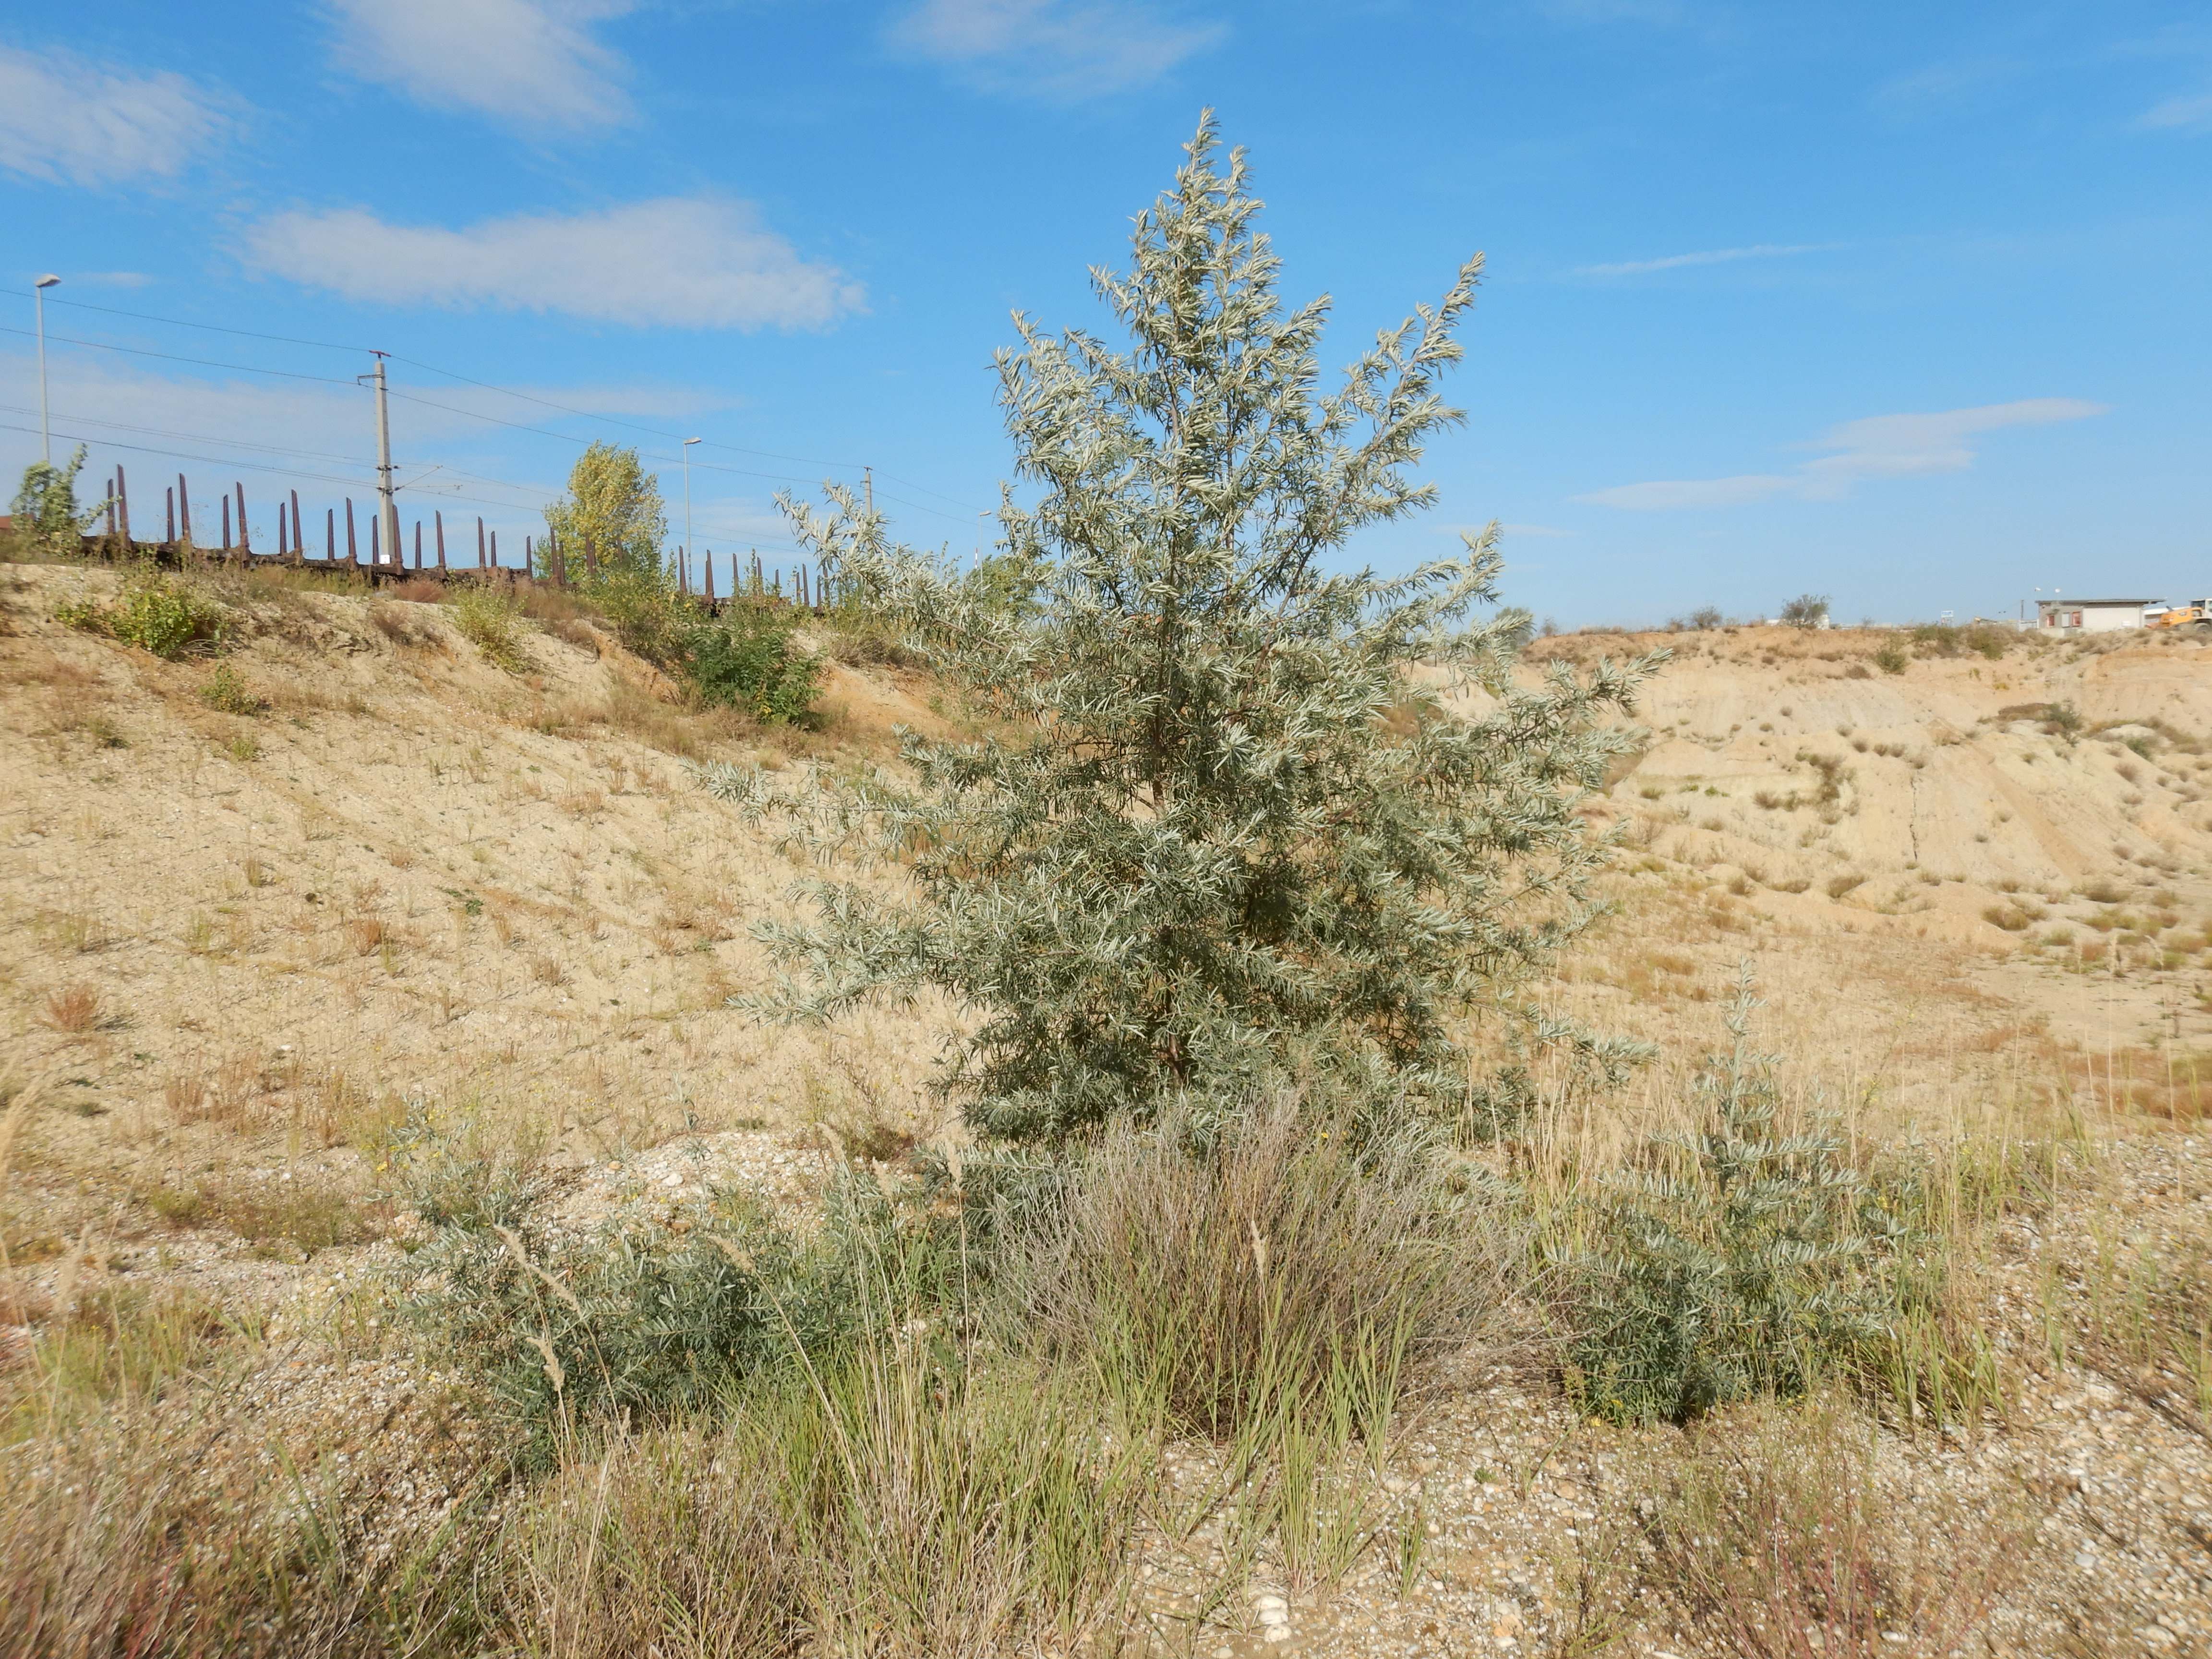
xmin=683 ymin=437 xmax=700 ymax=447
xmin=35 ymin=275 xmax=59 ymax=289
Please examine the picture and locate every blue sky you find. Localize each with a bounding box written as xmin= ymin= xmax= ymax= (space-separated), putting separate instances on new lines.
xmin=3 ymin=0 xmax=2207 ymax=624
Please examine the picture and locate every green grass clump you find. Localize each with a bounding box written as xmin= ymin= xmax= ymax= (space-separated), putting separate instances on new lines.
xmin=58 ymin=575 xmax=224 ymax=659
xmin=197 ymin=664 xmax=264 ymax=715
xmin=450 ymin=587 xmax=528 ymax=673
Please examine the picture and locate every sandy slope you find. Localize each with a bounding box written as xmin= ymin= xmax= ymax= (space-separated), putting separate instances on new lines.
xmin=7 ymin=574 xmax=2211 ymax=1214
xmin=0 ymin=564 xmax=958 ymax=1251
xmin=4 ymin=566 xmax=2211 ymax=1657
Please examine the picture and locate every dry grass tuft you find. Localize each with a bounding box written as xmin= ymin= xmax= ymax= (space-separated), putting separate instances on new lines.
xmin=1005 ymin=1097 xmax=1520 ymax=1441
xmin=1641 ymin=1396 xmax=2022 ymax=1659
xmin=41 ymin=985 xmax=105 ymax=1034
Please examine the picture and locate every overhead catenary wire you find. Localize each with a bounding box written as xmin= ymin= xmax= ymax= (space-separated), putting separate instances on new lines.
xmin=25 ymin=291 xmax=370 ymax=357
xmin=0 ymin=323 xmax=361 ymax=385
xmin=7 ymin=419 xmax=818 ymax=556
xmin=12 ymin=287 xmax=994 ymax=514
xmin=12 ymin=393 xmax=817 ymax=552
xmin=8 ymin=290 xmax=996 ymax=528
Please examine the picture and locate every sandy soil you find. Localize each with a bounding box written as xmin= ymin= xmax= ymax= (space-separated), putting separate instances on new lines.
xmin=3 ymin=567 xmax=2208 ymax=1657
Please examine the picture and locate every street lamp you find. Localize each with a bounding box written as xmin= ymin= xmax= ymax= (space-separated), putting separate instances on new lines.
xmin=34 ymin=275 xmax=60 ymax=465
xmin=682 ymin=438 xmax=700 ymax=596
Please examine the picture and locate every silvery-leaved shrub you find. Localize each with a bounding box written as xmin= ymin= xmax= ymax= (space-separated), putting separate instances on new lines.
xmin=704 ymin=115 xmax=1658 ymax=1145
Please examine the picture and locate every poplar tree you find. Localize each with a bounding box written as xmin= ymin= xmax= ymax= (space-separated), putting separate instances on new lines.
xmin=542 ymin=441 xmax=668 ymax=586
xmin=706 ymin=117 xmax=1659 ymax=1143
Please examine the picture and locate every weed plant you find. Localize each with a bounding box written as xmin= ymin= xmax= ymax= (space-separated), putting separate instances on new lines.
xmin=198 ymin=663 xmax=265 ymax=714
xmin=449 ymin=586 xmax=528 ymax=673
xmin=57 ymin=571 xmax=226 ymax=659
xmin=685 ymin=601 xmax=822 ymax=723
xmin=1002 ymin=1096 xmax=1515 ymax=1443
xmin=1558 ymin=975 xmax=1919 ymax=1425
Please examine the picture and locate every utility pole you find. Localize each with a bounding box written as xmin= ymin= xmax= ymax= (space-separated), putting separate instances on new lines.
xmin=863 ymin=466 xmax=873 ymax=517
xmin=368 ymin=351 xmax=399 ymax=568
xmin=34 ymin=275 xmax=60 ymax=465
xmin=683 ymin=436 xmax=699 ymax=597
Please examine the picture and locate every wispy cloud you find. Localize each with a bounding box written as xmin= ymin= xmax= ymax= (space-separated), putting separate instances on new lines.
xmin=325 ymin=0 xmax=635 ymax=131
xmin=1580 ymin=398 xmax=2106 ymax=511
xmin=245 ymin=198 xmax=865 ymax=331
xmin=2140 ymin=89 xmax=2212 ymax=131
xmin=1577 ymin=242 xmax=1837 ymax=278
xmin=1537 ymin=0 xmax=1686 ymax=23
xmin=0 ymin=45 xmax=234 ymax=187
xmin=890 ymin=0 xmax=1225 ymax=96
xmin=1873 ymin=56 xmax=2028 ymax=115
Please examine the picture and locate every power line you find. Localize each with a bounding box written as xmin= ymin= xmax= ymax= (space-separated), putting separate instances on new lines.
xmin=0 ymin=323 xmax=361 ymax=385
xmin=0 ymin=402 xmax=379 ymax=471
xmin=17 ymin=290 xmax=368 ymax=356
xmin=8 ymin=292 xmax=996 ymax=524
xmin=8 ymin=286 xmax=992 ymax=510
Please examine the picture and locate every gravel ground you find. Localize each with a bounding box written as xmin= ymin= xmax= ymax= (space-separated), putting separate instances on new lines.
xmin=7 ymin=1125 xmax=2204 ymax=1657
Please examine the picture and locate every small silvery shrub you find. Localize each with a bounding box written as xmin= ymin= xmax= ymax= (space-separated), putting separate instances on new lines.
xmin=704 ymin=117 xmax=1658 ymax=1145
xmin=1559 ymin=972 xmax=1911 ymax=1425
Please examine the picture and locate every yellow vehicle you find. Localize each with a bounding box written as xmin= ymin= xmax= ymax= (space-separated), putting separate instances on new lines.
xmin=2147 ymin=600 xmax=2212 ymax=630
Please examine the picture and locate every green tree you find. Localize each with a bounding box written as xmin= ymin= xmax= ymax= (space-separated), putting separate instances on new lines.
xmin=706 ymin=117 xmax=1658 ymax=1144
xmin=1778 ymin=593 xmax=1830 ymax=630
xmin=10 ymin=445 xmax=99 ymax=558
xmin=542 ymin=442 xmax=669 ymax=588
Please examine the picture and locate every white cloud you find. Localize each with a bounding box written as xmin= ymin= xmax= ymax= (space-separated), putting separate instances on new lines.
xmin=2141 ymin=90 xmax=2212 ymax=131
xmin=325 ymin=0 xmax=634 ymax=130
xmin=0 ymin=45 xmax=232 ymax=187
xmin=1581 ymin=398 xmax=2106 ymax=511
xmin=1577 ymin=243 xmax=1836 ymax=278
xmin=244 ymin=198 xmax=866 ymax=331
xmin=891 ymin=0 xmax=1224 ymax=96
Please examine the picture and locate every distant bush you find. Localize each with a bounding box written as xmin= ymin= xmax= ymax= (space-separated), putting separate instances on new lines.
xmin=451 ymin=586 xmax=528 ymax=673
xmin=1558 ymin=975 xmax=1913 ymax=1425
xmin=198 ymin=664 xmax=264 ymax=715
xmin=1778 ymin=593 xmax=1829 ymax=629
xmin=9 ymin=445 xmax=99 ymax=560
xmin=1871 ymin=640 xmax=1908 ymax=674
xmin=58 ymin=574 xmax=224 ymax=659
xmin=1688 ymin=606 xmax=1725 ymax=631
xmin=684 ymin=604 xmax=822 ymax=723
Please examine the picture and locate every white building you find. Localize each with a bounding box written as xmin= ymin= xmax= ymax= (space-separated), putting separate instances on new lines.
xmin=2037 ymin=598 xmax=2155 ymax=634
